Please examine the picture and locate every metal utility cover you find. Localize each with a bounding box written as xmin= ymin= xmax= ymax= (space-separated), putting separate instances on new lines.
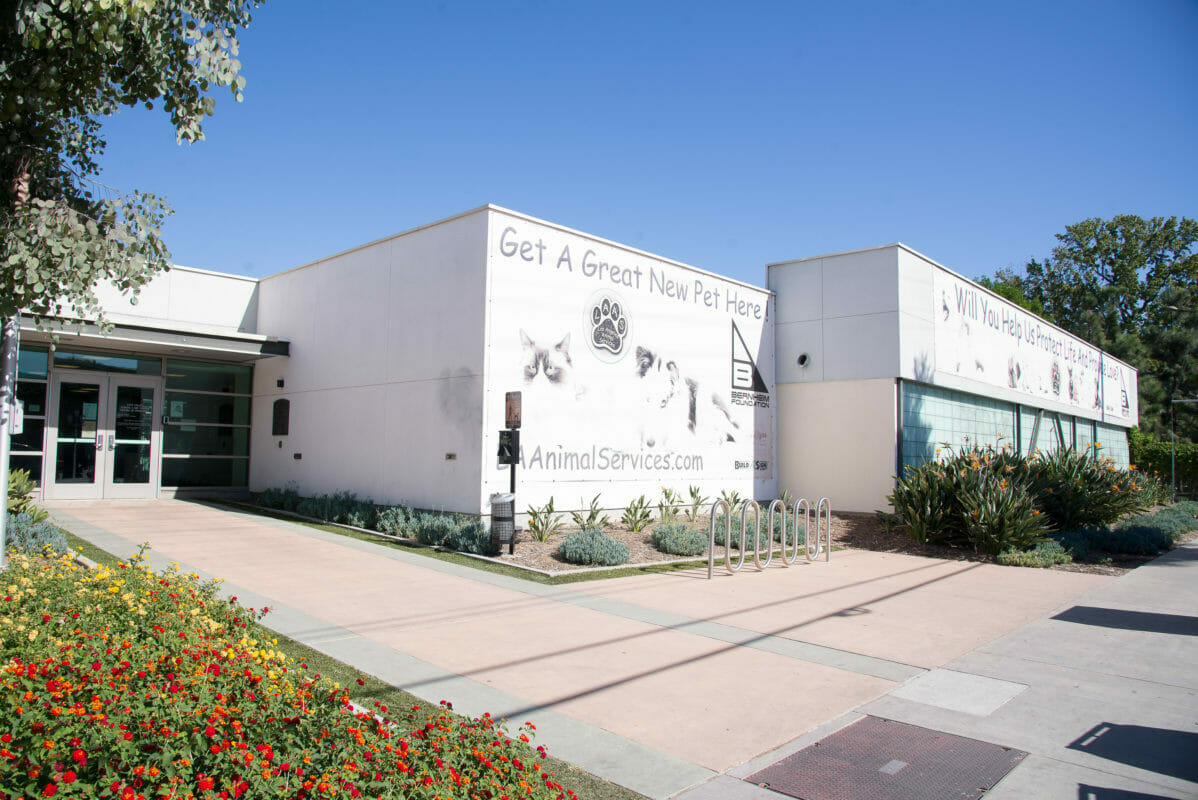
xmin=746 ymin=716 xmax=1026 ymax=800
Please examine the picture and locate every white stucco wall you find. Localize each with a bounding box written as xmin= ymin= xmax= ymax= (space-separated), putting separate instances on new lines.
xmin=249 ymin=209 xmax=490 ymax=511
xmin=769 ymin=246 xmax=901 ymax=385
xmin=479 ymin=208 xmax=777 ymax=516
xmin=92 ymin=266 xmax=260 ymax=334
xmin=775 ymin=379 xmax=897 ymax=514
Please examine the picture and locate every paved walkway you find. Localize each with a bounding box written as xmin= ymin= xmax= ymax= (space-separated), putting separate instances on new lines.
xmin=46 ymin=500 xmax=1198 ymax=800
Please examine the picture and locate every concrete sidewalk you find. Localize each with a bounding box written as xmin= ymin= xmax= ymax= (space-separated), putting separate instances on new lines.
xmin=45 ymin=500 xmax=1197 ymax=799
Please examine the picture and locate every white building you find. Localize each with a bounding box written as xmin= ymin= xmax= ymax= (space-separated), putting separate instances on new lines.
xmin=9 ymin=206 xmax=1137 ymax=516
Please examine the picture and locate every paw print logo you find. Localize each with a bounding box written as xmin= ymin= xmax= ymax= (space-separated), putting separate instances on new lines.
xmin=584 ymin=291 xmax=631 ymax=363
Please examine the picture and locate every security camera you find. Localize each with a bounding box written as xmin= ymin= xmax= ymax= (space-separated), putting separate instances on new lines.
xmin=797 ymin=353 xmax=809 ymax=367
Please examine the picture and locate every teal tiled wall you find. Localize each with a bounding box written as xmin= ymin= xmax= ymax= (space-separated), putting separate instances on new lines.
xmin=1096 ymin=421 xmax=1130 ymax=468
xmin=901 ymin=384 xmax=1016 ymax=470
xmin=901 ymin=382 xmax=1129 ymax=471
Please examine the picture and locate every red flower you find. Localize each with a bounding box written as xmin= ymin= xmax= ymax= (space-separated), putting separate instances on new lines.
xmin=62 ymin=771 xmax=76 ymax=784
xmin=42 ymin=784 xmax=57 ymax=797
xmin=198 ymin=777 xmax=214 ymax=791
xmin=204 ymin=725 xmax=216 ymax=738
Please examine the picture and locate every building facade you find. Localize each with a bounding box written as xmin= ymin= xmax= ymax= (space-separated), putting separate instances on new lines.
xmin=8 ymin=207 xmax=1137 ymax=516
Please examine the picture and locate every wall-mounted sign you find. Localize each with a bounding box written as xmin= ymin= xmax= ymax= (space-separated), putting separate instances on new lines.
xmin=497 ymin=429 xmax=520 ymax=465
xmin=505 ymin=391 xmax=521 ymax=429
xmin=931 ymin=268 xmax=1137 ymax=422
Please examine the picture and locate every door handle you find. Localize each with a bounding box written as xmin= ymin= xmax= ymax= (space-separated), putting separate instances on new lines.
xmin=95 ymin=434 xmax=103 ymax=451
xmin=108 ymin=435 xmax=115 ymax=451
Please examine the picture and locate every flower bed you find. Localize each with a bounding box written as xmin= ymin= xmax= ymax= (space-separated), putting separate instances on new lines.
xmin=0 ymin=551 xmax=577 ymax=800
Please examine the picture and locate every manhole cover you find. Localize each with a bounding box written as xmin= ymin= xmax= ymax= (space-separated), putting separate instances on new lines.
xmin=746 ymin=716 xmax=1026 ymax=800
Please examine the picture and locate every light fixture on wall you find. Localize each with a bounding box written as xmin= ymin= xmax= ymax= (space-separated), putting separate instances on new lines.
xmin=797 ymin=353 xmax=810 ymax=367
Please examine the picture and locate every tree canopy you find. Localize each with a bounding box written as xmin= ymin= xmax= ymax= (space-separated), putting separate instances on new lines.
xmin=987 ymin=215 xmax=1198 ymax=442
xmin=1 ymin=0 xmax=262 ymax=329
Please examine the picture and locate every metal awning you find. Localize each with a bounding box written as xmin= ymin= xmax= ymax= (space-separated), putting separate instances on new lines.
xmin=19 ymin=318 xmax=289 ymax=364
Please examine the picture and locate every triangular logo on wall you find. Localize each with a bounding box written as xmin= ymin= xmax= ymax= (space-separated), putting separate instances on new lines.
xmin=731 ymin=321 xmax=768 ymax=393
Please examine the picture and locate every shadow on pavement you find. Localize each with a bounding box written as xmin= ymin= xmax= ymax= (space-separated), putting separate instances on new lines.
xmin=1068 ymin=723 xmax=1198 ymax=783
xmin=1051 ymin=606 xmax=1198 ymax=636
xmin=1077 ymin=784 xmax=1183 ymax=800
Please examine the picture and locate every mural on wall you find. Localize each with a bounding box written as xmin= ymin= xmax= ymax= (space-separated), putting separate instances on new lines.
xmin=932 ymin=269 xmax=1136 ymax=423
xmin=487 ymin=217 xmax=774 ymax=486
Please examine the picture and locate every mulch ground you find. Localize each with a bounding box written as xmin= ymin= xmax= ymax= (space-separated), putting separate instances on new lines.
xmin=495 ymin=509 xmax=1195 ymax=576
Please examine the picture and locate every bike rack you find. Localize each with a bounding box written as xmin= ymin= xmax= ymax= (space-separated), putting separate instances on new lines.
xmin=708 ymin=495 xmax=832 ymax=578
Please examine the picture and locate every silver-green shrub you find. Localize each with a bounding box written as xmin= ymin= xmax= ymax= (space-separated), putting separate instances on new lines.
xmin=558 ymin=528 xmax=629 ymax=566
xmin=5 ymin=513 xmax=67 ymax=555
xmin=651 ymin=523 xmax=707 ymax=556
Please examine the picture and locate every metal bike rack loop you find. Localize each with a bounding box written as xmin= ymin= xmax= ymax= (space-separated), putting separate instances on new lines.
xmin=764 ymin=499 xmax=786 ymax=568
xmin=790 ymin=498 xmax=811 ymax=565
xmin=708 ymin=495 xmax=832 ymax=579
xmin=808 ymin=496 xmax=831 ymax=561
xmin=707 ymin=499 xmax=730 ymax=580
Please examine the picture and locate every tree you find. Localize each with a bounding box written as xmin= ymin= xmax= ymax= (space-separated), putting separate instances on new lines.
xmin=976 ymin=272 xmax=1044 ymax=316
xmin=2 ymin=0 xmax=263 ymax=329
xmin=0 ymin=0 xmax=263 ymax=566
xmin=988 ymin=215 xmax=1198 ymax=442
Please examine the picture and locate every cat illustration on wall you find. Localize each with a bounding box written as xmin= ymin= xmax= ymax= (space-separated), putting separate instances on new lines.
xmin=519 ymin=330 xmax=587 ymax=401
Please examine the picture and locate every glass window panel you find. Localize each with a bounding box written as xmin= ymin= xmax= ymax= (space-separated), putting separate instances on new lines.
xmin=165 ymin=393 xmax=250 ymax=426
xmin=54 ymin=350 xmax=161 ymax=375
xmin=161 ymin=457 xmax=248 ymax=487
xmin=11 ymin=418 xmax=44 ymax=452
xmin=164 ymin=425 xmax=250 ymax=457
xmin=16 ymin=381 xmax=46 ymax=416
xmin=165 ymin=359 xmax=251 ymax=394
xmin=18 ymin=347 xmax=48 ymax=380
xmin=111 ymin=444 xmax=151 ymax=484
xmin=56 ymin=441 xmax=97 ymax=483
xmin=9 ymin=455 xmax=42 ymax=481
xmin=113 ymin=386 xmax=153 ymax=442
xmin=56 ymin=382 xmax=100 ymax=440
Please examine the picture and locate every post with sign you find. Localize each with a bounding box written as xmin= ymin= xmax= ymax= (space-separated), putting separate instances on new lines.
xmin=501 ymin=391 xmax=521 ymax=492
xmin=492 ymin=392 xmax=522 ymax=553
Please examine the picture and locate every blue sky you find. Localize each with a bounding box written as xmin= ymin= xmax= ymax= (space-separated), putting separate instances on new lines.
xmin=97 ymin=0 xmax=1197 ymax=287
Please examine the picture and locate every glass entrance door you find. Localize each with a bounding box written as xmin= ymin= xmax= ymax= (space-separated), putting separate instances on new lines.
xmin=46 ymin=372 xmax=162 ymax=500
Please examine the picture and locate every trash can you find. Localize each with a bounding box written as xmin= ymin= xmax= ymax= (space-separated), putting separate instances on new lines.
xmin=490 ymin=493 xmax=517 ymax=554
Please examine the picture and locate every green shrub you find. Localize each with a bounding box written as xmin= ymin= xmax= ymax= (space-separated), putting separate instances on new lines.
xmin=1130 ymin=428 xmax=1198 ymax=498
xmin=5 ymin=513 xmax=67 ymax=555
xmin=889 ymin=444 xmax=1161 ymax=556
xmin=710 ymin=515 xmax=774 ymax=550
xmin=621 ymin=495 xmax=653 ymax=532
xmin=997 ymin=540 xmax=1073 ymax=568
xmin=958 ymin=472 xmax=1051 ymax=555
xmin=651 ymin=522 xmax=708 ymax=556
xmin=1089 ymin=523 xmax=1172 ymax=555
xmin=376 ymin=505 xmax=413 ymax=536
xmin=1027 ymin=448 xmax=1149 ymax=530
xmin=558 ymin=527 xmax=629 ymax=566
xmin=1050 ymin=528 xmax=1093 ymax=560
xmin=526 ymin=498 xmax=564 ymax=542
xmin=569 ymin=494 xmax=612 ymax=529
xmin=257 ymin=485 xmax=301 ymax=512
xmin=441 ymin=520 xmax=499 ymax=556
xmin=7 ymin=468 xmax=48 ymax=524
xmin=411 ymin=513 xmax=459 ymax=546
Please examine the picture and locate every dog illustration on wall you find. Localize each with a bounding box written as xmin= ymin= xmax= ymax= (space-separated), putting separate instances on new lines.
xmin=634 ymin=346 xmax=739 ymax=449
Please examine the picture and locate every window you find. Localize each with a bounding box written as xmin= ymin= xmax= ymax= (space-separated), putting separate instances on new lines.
xmin=272 ymin=399 xmax=289 ymax=436
xmin=161 ymin=359 xmax=252 ymax=487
